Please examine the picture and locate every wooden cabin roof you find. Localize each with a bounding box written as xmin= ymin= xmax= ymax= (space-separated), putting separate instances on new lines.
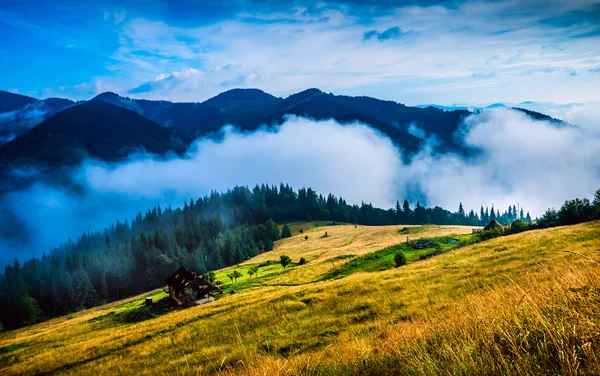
xmin=165 ymin=266 xmax=197 ymax=291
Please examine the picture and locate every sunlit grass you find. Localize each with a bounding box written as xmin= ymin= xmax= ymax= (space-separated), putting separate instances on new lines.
xmin=1 ymin=222 xmax=599 ymax=375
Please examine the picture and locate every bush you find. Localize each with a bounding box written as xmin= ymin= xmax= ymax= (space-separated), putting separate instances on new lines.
xmin=394 ymin=252 xmax=407 ymax=267
xmin=298 ymin=257 xmax=307 ymax=265
xmin=304 ymin=235 xmax=309 ymax=240
xmin=509 ymin=219 xmax=528 ymax=234
xmin=122 ymin=306 xmax=154 ymax=323
xmin=479 ymin=228 xmax=502 ymax=241
xmin=121 ymin=298 xmax=172 ymax=323
xmin=280 ymin=255 xmax=292 ymax=269
xmin=181 ymin=288 xmax=197 ymax=308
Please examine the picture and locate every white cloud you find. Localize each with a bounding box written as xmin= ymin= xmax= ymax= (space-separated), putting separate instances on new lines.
xmin=100 ymin=1 xmax=600 ymax=104
xmin=83 ymin=116 xmax=402 ymax=206
xmin=1 ymin=110 xmax=599 ymax=265
xmin=400 ymin=108 xmax=600 ymax=215
xmin=0 ymin=117 xmax=402 ymax=265
xmin=128 ymin=68 xmax=204 ymax=97
xmin=104 ymin=10 xmax=127 ymax=25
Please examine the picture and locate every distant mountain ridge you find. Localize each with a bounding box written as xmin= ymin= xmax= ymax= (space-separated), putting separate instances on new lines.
xmin=0 ymin=90 xmax=75 ymax=144
xmin=0 ymin=88 xmax=567 ymax=167
xmin=0 ymin=100 xmax=187 ymax=166
xmin=0 ymin=91 xmax=39 ymax=113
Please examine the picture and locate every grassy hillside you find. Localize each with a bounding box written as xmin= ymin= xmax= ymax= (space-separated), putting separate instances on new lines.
xmin=1 ymin=222 xmax=599 ymax=375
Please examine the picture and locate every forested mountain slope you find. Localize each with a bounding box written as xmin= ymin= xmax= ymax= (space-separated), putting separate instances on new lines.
xmin=0 ymin=100 xmax=187 ymax=166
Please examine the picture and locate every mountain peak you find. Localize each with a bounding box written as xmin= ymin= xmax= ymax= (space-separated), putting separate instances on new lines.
xmin=0 ymin=100 xmax=185 ymax=165
xmin=201 ymin=88 xmax=278 ymax=109
xmin=0 ymin=90 xmax=39 ymax=113
xmin=92 ymin=92 xmax=122 ymax=101
xmin=279 ymin=88 xmax=325 ymax=109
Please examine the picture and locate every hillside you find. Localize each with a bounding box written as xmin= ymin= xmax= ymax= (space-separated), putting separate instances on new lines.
xmin=0 ymin=91 xmax=38 ymax=114
xmin=0 ymin=97 xmax=74 ymax=145
xmin=1 ymin=221 xmax=598 ymax=375
xmin=0 ymin=100 xmax=188 ymax=165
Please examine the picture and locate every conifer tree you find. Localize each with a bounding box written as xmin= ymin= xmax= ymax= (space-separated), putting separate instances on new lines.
xmin=280 ymin=224 xmax=292 ymax=239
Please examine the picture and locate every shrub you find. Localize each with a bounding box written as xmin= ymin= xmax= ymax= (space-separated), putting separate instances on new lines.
xmin=509 ymin=219 xmax=528 ymax=234
xmin=304 ymin=235 xmax=309 ymax=240
xmin=298 ymin=257 xmax=307 ymax=265
xmin=121 ymin=298 xmax=172 ymax=322
xmin=280 ymin=255 xmax=292 ymax=269
xmin=479 ymin=228 xmax=502 ymax=241
xmin=181 ymin=288 xmax=197 ymax=308
xmin=122 ymin=306 xmax=154 ymax=322
xmin=394 ymin=252 xmax=407 ymax=267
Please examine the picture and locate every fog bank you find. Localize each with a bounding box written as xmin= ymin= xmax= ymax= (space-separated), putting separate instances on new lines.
xmin=0 ymin=109 xmax=598 ymax=266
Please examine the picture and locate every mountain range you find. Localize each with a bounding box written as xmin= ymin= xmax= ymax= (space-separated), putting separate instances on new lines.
xmin=0 ymin=88 xmax=564 ymax=167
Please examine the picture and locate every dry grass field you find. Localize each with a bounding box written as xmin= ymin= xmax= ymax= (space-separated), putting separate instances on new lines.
xmin=1 ymin=221 xmax=599 ymax=375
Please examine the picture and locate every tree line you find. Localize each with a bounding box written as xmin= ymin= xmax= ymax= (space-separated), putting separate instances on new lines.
xmin=1 ymin=183 xmax=595 ymax=331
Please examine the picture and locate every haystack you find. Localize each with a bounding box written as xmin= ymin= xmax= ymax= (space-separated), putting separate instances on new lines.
xmin=483 ymin=219 xmax=504 ymax=232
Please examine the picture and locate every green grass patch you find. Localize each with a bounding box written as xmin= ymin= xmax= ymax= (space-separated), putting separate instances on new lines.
xmin=112 ymin=289 xmax=167 ymax=311
xmin=323 ymin=234 xmax=477 ymax=280
xmin=0 ymin=342 xmax=29 ymax=355
xmin=119 ymin=297 xmax=172 ymax=324
xmin=214 ymin=262 xmax=294 ymax=295
xmin=329 ymin=254 xmax=356 ymax=261
xmin=398 ymin=225 xmax=439 ymax=234
xmin=90 ymin=296 xmax=172 ymax=324
xmin=312 ymin=221 xmax=334 ymax=227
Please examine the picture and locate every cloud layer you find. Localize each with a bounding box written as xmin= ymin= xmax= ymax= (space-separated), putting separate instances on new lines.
xmin=0 ymin=109 xmax=598 ymax=267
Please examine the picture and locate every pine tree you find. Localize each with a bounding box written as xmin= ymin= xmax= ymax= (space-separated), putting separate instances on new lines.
xmin=280 ymin=224 xmax=292 ymax=239
xmin=97 ymin=272 xmax=109 ymax=303
xmin=265 ymin=219 xmax=280 ymax=241
xmin=402 ymin=200 xmax=412 ymax=223
xmin=458 ymin=202 xmax=465 ymax=223
xmin=70 ymin=267 xmax=96 ymax=310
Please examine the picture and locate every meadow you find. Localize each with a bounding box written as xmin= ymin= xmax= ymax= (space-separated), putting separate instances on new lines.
xmin=1 ymin=221 xmax=599 ymax=375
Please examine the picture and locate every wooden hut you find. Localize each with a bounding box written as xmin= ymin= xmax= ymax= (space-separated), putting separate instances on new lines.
xmin=165 ymin=267 xmax=222 ymax=305
xmin=483 ymin=219 xmax=504 ymax=232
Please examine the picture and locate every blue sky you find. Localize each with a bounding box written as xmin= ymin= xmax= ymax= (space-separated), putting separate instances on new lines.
xmin=0 ymin=0 xmax=599 ymax=105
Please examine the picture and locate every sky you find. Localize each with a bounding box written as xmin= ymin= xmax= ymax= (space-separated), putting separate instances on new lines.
xmin=1 ymin=0 xmax=599 ymax=105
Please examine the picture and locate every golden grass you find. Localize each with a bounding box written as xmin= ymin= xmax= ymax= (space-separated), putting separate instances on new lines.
xmin=244 ymin=224 xmax=473 ymax=285
xmin=1 ymin=222 xmax=599 ymax=375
